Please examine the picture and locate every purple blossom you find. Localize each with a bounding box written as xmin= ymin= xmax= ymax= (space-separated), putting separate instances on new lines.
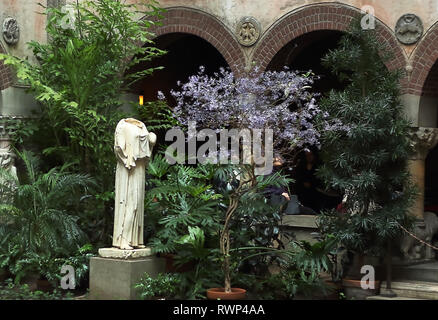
xmin=157 ymin=91 xmax=165 ymax=100
xmin=166 ymin=67 xmax=345 ymax=155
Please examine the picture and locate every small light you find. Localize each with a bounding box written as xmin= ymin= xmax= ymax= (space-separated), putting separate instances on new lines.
xmin=139 ymin=95 xmax=144 ymax=106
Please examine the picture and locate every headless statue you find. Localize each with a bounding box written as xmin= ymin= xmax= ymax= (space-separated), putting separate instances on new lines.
xmin=113 ymin=118 xmax=156 ymax=250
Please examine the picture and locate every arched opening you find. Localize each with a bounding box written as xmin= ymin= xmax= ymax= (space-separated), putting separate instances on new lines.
xmin=425 ymin=145 xmax=438 ymax=213
xmin=266 ymin=30 xmax=347 ymax=213
xmin=129 ymin=33 xmax=228 ymax=102
xmin=267 ymin=30 xmax=345 ymax=94
xmin=126 ymin=33 xmax=229 ymax=148
xmin=419 ymin=61 xmax=438 ymax=128
xmin=423 ymin=62 xmax=438 ymax=218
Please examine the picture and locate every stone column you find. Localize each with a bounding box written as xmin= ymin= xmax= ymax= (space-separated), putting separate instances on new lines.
xmin=0 ymin=116 xmax=19 ymax=204
xmin=0 ymin=116 xmax=18 ymax=170
xmin=408 ymin=127 xmax=438 ymax=221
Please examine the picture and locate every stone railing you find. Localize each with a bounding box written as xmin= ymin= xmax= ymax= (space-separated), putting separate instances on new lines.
xmin=281 ymin=215 xmax=319 ymax=244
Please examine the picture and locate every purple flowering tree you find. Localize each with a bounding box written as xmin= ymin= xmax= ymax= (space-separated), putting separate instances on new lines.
xmin=159 ymin=66 xmax=343 ymax=294
xmin=165 ymin=67 xmax=341 ymax=154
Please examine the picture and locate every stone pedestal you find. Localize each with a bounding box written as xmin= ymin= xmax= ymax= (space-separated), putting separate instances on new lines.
xmin=89 ymin=248 xmax=165 ymax=300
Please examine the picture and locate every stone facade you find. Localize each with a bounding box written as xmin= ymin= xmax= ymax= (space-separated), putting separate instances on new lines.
xmin=1 ymin=1 xmax=437 ymax=121
xmin=0 ymin=1 xmax=437 ymax=102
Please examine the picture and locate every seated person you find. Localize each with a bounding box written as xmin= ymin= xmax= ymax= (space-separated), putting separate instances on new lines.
xmin=293 ymin=149 xmax=323 ymax=212
xmin=292 ymin=149 xmax=342 ymax=213
xmin=264 ymin=154 xmax=317 ymax=215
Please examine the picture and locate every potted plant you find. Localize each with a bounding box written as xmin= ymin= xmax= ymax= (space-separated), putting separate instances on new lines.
xmin=317 ymin=20 xmax=416 ymax=299
xmin=164 ymin=66 xmax=344 ymax=299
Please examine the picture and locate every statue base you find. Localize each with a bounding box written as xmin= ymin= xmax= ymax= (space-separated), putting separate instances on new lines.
xmin=98 ymin=247 xmax=152 ymax=259
xmin=89 ymin=247 xmax=165 ymax=300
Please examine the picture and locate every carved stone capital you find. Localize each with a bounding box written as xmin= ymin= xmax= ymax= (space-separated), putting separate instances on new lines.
xmin=0 ymin=115 xmax=25 ymax=141
xmin=0 ymin=116 xmax=23 ymax=171
xmin=409 ymin=127 xmax=438 ymax=160
xmin=0 ymin=148 xmax=16 ymax=170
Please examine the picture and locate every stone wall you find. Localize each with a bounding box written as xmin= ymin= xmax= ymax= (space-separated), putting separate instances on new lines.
xmin=0 ymin=1 xmax=437 ymax=128
xmin=1 ymin=1 xmax=438 ymax=95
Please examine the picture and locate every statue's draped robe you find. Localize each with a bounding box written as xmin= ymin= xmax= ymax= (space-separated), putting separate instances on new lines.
xmin=113 ymin=119 xmax=154 ymax=249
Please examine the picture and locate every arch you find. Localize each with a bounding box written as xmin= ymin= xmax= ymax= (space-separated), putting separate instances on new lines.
xmin=252 ymin=3 xmax=408 ymax=87
xmin=409 ymin=22 xmax=438 ymax=96
xmin=145 ymin=7 xmax=246 ymax=75
xmin=0 ymin=42 xmax=13 ymax=91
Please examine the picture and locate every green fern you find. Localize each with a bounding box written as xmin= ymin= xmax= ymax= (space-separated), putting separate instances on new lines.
xmin=0 ymin=150 xmax=94 ymax=256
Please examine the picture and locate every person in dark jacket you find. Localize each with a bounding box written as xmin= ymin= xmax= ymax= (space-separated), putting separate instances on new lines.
xmin=264 ymin=154 xmax=317 ymax=215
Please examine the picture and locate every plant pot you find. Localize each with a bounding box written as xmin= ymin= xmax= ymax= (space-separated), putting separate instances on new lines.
xmin=342 ymin=279 xmax=380 ymax=300
xmin=161 ymin=253 xmax=194 ymax=273
xmin=207 ymin=288 xmax=247 ymax=300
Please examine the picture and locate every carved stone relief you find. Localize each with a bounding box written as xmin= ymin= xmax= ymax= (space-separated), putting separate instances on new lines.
xmin=2 ymin=17 xmax=19 ymax=45
xmin=236 ymin=16 xmax=261 ymax=47
xmin=395 ymin=14 xmax=423 ymax=45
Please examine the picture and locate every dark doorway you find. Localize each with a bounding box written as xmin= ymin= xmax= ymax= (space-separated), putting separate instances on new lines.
xmin=267 ymin=30 xmax=346 ymax=95
xmin=129 ymin=33 xmax=228 ymax=103
xmin=425 ymin=145 xmax=438 ymax=213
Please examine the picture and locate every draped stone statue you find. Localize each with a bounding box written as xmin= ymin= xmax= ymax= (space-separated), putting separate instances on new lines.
xmin=112 ymin=118 xmax=156 ymax=250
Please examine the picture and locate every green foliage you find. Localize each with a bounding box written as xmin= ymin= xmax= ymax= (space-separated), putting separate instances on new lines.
xmin=0 ymin=0 xmax=166 ymax=245
xmin=0 ymin=150 xmax=94 ymax=284
xmin=234 ymin=236 xmax=337 ymax=299
xmin=0 ymin=244 xmax=93 ymax=286
xmin=135 ymin=272 xmax=181 ymax=300
xmin=176 ymin=226 xmax=209 ymax=261
xmin=38 ymin=244 xmax=94 ymax=287
xmin=143 ymin=156 xmax=337 ymax=299
xmin=317 ymin=19 xmax=416 ymax=256
xmin=0 ymin=150 xmax=93 ymax=256
xmin=173 ymin=226 xmax=222 ymax=300
xmin=0 ymin=279 xmax=73 ymax=300
xmin=146 ymin=154 xmax=223 ymax=254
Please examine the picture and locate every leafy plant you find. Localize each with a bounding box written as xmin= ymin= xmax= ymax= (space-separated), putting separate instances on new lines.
xmin=173 ymin=226 xmax=223 ymax=300
xmin=233 ymin=237 xmax=337 ymax=299
xmin=38 ymin=244 xmax=94 ymax=287
xmin=317 ymin=19 xmax=416 ymax=259
xmin=0 ymin=278 xmax=74 ymax=300
xmin=135 ymin=272 xmax=181 ymax=300
xmin=0 ymin=150 xmax=94 ymax=285
xmin=0 ymin=244 xmax=93 ymax=287
xmin=136 ymin=100 xmax=180 ymax=132
xmin=0 ymin=150 xmax=93 ymax=256
xmin=146 ymin=154 xmax=222 ymax=254
xmin=0 ymin=0 xmax=166 ymax=245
